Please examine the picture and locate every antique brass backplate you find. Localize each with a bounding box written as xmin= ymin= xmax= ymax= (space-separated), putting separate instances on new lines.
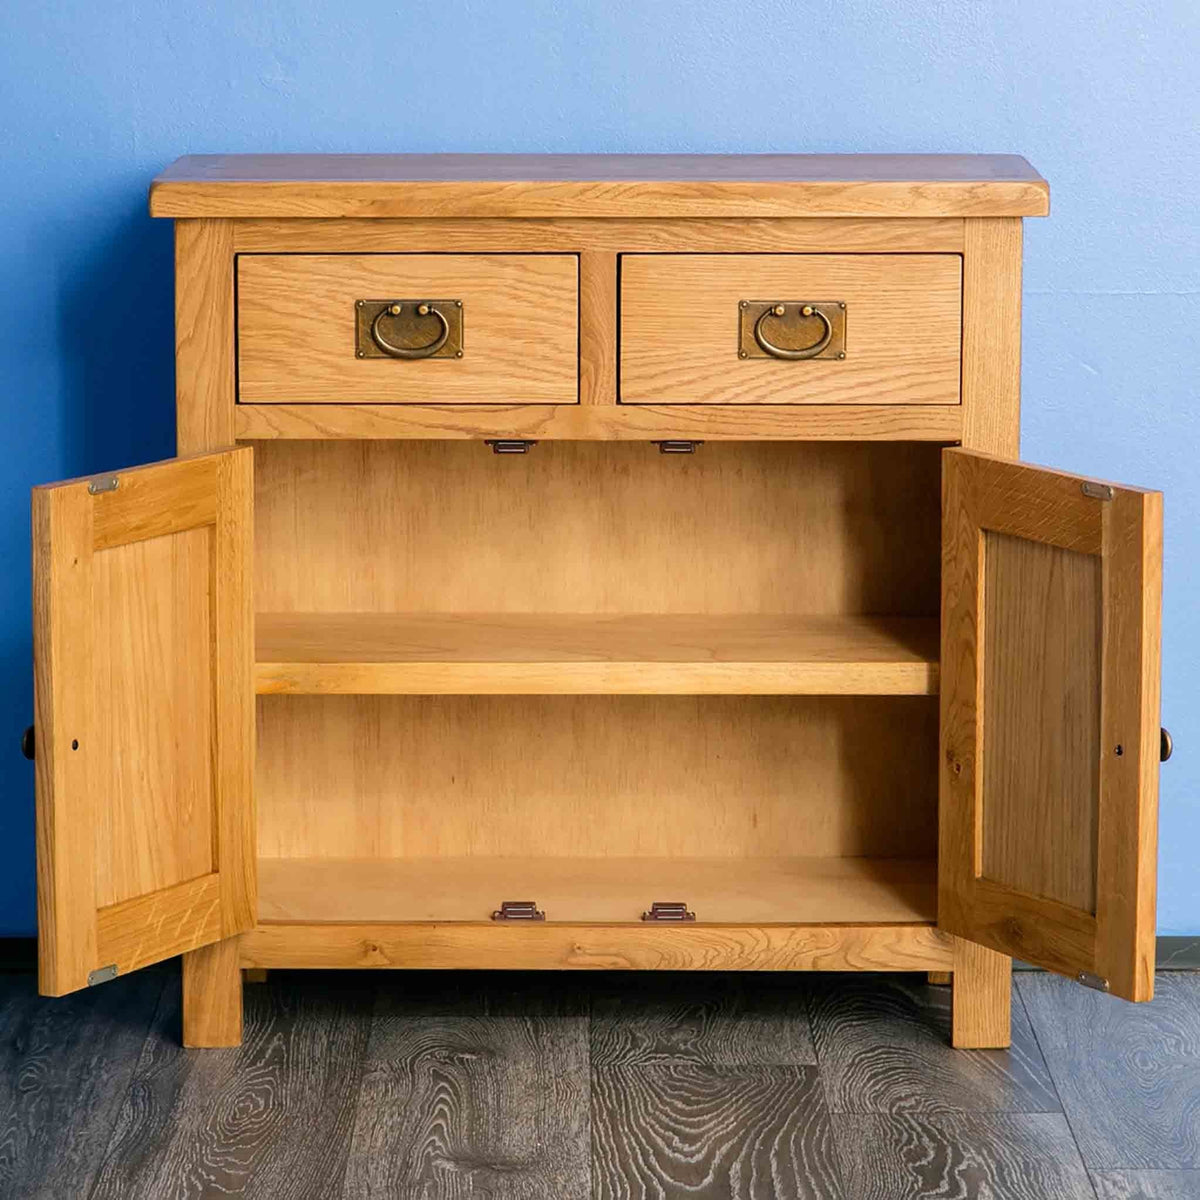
xmin=738 ymin=300 xmax=846 ymax=361
xmin=355 ymin=299 xmax=464 ymax=360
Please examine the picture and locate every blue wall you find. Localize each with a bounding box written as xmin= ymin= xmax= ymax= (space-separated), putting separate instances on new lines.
xmin=1 ymin=2 xmax=1197 ymax=934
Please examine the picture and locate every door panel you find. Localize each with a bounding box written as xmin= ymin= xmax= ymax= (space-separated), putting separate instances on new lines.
xmin=939 ymin=449 xmax=1161 ymax=1001
xmin=34 ymin=448 xmax=254 ymax=995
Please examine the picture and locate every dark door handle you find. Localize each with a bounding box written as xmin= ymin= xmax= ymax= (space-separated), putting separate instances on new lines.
xmin=21 ymin=725 xmax=34 ymax=761
xmin=1162 ymin=727 xmax=1173 ymax=763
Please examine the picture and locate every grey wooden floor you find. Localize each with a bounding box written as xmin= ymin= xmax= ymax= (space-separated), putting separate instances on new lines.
xmin=2 ymin=966 xmax=1199 ymax=1198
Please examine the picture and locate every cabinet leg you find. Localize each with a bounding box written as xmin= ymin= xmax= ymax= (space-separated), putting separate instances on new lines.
xmin=182 ymin=938 xmax=243 ymax=1047
xmin=951 ymin=938 xmax=1011 ymax=1048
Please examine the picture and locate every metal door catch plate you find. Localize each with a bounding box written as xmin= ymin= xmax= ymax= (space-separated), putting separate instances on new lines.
xmin=355 ymin=299 xmax=464 ymax=360
xmin=88 ymin=964 xmax=118 ymax=986
xmin=88 ymin=475 xmax=119 ymax=495
xmin=739 ymin=301 xmax=846 ymax=361
xmin=491 ymin=900 xmax=545 ymax=921
xmin=641 ymin=901 xmax=696 ymax=922
xmin=1081 ymin=481 xmax=1114 ymax=501
xmin=1076 ymin=970 xmax=1110 ymax=992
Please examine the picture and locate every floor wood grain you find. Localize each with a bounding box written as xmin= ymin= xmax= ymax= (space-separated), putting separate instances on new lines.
xmin=3 ymin=966 xmax=1200 ymax=1195
xmin=808 ymin=973 xmax=1060 ymax=1114
xmin=833 ymin=1112 xmax=1095 ymax=1199
xmin=592 ymin=1063 xmax=844 ymax=1199
xmin=89 ymin=971 xmax=374 ymax=1199
xmin=590 ymin=972 xmax=815 ymax=1066
xmin=1019 ymin=972 xmax=1200 ymax=1170
xmin=1091 ymin=1169 xmax=1200 ymax=1198
xmin=342 ymin=976 xmax=590 ymax=1199
xmin=0 ymin=965 xmax=166 ymax=1200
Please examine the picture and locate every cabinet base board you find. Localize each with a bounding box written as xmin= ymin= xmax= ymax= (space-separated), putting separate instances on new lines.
xmin=239 ymin=921 xmax=954 ymax=972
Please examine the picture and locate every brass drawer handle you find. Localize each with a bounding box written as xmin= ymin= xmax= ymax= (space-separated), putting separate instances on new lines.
xmin=754 ymin=304 xmax=833 ymax=360
xmin=371 ymin=302 xmax=450 ymax=360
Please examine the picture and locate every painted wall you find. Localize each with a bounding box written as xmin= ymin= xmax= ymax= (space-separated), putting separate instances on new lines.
xmin=1 ymin=1 xmax=1197 ymax=934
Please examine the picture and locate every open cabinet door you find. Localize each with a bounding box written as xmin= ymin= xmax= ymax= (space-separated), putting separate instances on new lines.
xmin=940 ymin=449 xmax=1162 ymax=1001
xmin=33 ymin=448 xmax=253 ymax=996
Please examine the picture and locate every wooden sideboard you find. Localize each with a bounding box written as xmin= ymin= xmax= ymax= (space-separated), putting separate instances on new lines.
xmin=31 ymin=155 xmax=1164 ymax=1050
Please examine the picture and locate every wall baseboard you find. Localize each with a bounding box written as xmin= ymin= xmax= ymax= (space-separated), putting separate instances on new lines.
xmin=4 ymin=936 xmax=1200 ymax=974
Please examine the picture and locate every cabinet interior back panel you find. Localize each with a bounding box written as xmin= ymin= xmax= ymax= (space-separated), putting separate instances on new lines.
xmin=93 ymin=528 xmax=215 ymax=907
xmin=256 ymin=694 xmax=939 ymax=861
xmin=252 ymin=440 xmax=942 ymax=615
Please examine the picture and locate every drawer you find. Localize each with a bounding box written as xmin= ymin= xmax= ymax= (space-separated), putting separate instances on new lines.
xmin=620 ymin=254 xmax=962 ymax=405
xmin=237 ymin=254 xmax=579 ymax=405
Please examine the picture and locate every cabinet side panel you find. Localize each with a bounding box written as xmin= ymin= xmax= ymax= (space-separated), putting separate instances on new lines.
xmin=961 ymin=218 xmax=1022 ymax=457
xmin=176 ymin=219 xmax=236 ymax=453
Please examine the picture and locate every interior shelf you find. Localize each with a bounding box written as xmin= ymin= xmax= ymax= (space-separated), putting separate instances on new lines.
xmin=256 ymin=855 xmax=938 ymax=925
xmin=255 ymin=612 xmax=939 ymax=696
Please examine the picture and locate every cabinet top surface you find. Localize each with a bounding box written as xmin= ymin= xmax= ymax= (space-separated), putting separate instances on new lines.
xmin=150 ymin=152 xmax=1049 ymax=220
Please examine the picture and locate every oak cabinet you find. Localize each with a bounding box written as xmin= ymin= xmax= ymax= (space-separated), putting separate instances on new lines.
xmin=31 ymin=155 xmax=1163 ymax=1049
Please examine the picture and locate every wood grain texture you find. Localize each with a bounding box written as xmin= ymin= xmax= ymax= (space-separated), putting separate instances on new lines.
xmin=255 ymin=612 xmax=940 ymax=696
xmin=1018 ymin=972 xmax=1200 ymax=1170
xmin=982 ymin=531 xmax=1102 ymax=913
xmin=237 ymin=253 xmax=579 ymax=404
xmin=256 ymin=856 xmax=937 ymax=925
xmin=592 ymin=1063 xmax=844 ymax=1199
xmin=33 ymin=449 xmax=254 ymax=996
xmin=256 ymin=696 xmax=938 ymax=862
xmin=1092 ymin=1171 xmax=1200 ymax=1198
xmin=175 ymin=219 xmax=235 ymax=453
xmin=90 ymin=971 xmax=373 ymax=1199
xmin=960 ymin=218 xmax=1023 ymax=457
xmin=342 ymin=984 xmax=589 ymax=1198
xmin=580 ymin=249 xmax=617 ymax=405
xmin=833 ymin=1113 xmax=1094 ymax=1200
xmin=952 ymin=938 xmax=1013 ymax=1050
xmin=590 ymin=974 xmax=815 ymax=1066
xmin=237 ymin=399 xmax=963 ymax=440
xmin=240 ymin=922 xmax=955 ymax=973
xmin=0 ymin=967 xmax=167 ymax=1200
xmin=253 ymin=440 xmax=941 ymax=617
xmin=232 ymin=215 xmax=966 ymax=255
xmin=939 ymin=449 xmax=1162 ymax=999
xmin=621 ymin=253 xmax=961 ymax=405
xmin=149 ymin=152 xmax=1050 ymax=218
xmin=93 ymin=528 xmax=214 ymax=908
xmin=807 ymin=973 xmax=1058 ymax=1112
xmin=181 ymin=936 xmax=242 ymax=1048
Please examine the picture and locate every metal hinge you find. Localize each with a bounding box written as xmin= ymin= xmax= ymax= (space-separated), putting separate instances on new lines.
xmin=88 ymin=963 xmax=118 ymax=986
xmin=1081 ymin=481 xmax=1113 ymax=501
xmin=491 ymin=900 xmax=545 ymax=921
xmin=485 ymin=440 xmax=537 ymax=455
xmin=641 ymin=901 xmax=696 ymax=922
xmin=87 ymin=475 xmax=119 ymax=495
xmin=1076 ymin=970 xmax=1110 ymax=992
xmin=653 ymin=441 xmax=703 ymax=454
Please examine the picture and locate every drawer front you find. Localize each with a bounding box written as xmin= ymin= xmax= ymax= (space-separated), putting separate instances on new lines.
xmin=620 ymin=254 xmax=962 ymax=405
xmin=237 ymin=254 xmax=579 ymax=404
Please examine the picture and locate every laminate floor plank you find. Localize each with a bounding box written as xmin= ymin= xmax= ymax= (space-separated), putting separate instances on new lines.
xmin=591 ymin=1063 xmax=845 ymax=1199
xmin=808 ymin=973 xmax=1060 ymax=1113
xmin=832 ymin=1112 xmax=1096 ymax=1200
xmin=88 ymin=970 xmax=374 ymax=1199
xmin=590 ymin=972 xmax=815 ymax=1066
xmin=1019 ymin=972 xmax=1200 ymax=1170
xmin=342 ymin=974 xmax=590 ymax=1199
xmin=1091 ymin=1170 xmax=1200 ymax=1198
xmin=0 ymin=966 xmax=166 ymax=1200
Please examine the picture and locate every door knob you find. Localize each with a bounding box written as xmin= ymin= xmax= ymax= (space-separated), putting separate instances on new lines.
xmin=1162 ymin=727 xmax=1173 ymax=763
xmin=21 ymin=725 xmax=34 ymax=761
